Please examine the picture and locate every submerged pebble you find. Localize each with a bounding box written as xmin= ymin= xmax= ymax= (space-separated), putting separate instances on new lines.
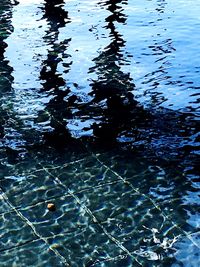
xmin=47 ymin=203 xmax=56 ymax=211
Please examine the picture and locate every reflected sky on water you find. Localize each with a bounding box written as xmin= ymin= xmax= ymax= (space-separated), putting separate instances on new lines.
xmin=0 ymin=0 xmax=200 ymax=266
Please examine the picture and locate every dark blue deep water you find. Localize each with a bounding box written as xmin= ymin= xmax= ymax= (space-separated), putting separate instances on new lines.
xmin=0 ymin=0 xmax=199 ymax=266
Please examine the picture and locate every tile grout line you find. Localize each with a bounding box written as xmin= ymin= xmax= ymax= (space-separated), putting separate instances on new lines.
xmin=1 ymin=215 xmax=199 ymax=264
xmin=0 ymin=179 xmax=121 ymax=217
xmin=33 ymin=154 xmax=143 ymax=266
xmin=0 ymin=238 xmax=40 ymax=254
xmin=2 ymin=146 xmax=199 ymax=264
xmin=0 ymin=173 xmax=148 ymax=219
xmin=86 ymin=146 xmax=200 ymax=250
xmin=0 ymin=187 xmax=70 ymax=267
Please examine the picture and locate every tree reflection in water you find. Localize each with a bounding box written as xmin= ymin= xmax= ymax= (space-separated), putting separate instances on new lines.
xmin=0 ymin=2 xmax=199 ymax=266
xmin=38 ymin=0 xmax=75 ymax=147
xmin=36 ymin=0 xmax=150 ymax=148
xmin=75 ymin=0 xmax=149 ymax=144
xmin=0 ymin=1 xmax=14 ymax=92
xmin=0 ymin=0 xmax=18 ymax=162
xmin=28 ymin=0 xmax=199 ymax=161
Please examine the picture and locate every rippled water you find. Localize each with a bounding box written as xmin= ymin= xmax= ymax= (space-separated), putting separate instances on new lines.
xmin=0 ymin=0 xmax=199 ymax=266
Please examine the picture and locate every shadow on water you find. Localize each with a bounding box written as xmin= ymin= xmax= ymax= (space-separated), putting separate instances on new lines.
xmin=0 ymin=0 xmax=14 ymax=135
xmin=0 ymin=1 xmax=15 ymax=93
xmin=66 ymin=0 xmax=154 ymax=149
xmin=37 ymin=0 xmax=75 ymax=148
xmin=0 ymin=0 xmax=199 ymax=266
xmin=0 ymin=0 xmax=24 ymax=163
xmin=37 ymin=0 xmax=151 ymax=150
xmin=83 ymin=0 xmax=145 ymax=144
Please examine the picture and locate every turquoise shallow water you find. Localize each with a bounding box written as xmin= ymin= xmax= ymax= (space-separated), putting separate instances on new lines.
xmin=0 ymin=0 xmax=200 ymax=266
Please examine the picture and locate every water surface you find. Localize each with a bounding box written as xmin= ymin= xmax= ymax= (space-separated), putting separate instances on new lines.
xmin=0 ymin=0 xmax=199 ymax=266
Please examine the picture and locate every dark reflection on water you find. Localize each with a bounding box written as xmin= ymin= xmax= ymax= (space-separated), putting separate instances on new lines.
xmin=38 ymin=0 xmax=74 ymax=147
xmin=0 ymin=0 xmax=14 ymax=137
xmin=0 ymin=1 xmax=14 ymax=94
xmin=0 ymin=0 xmax=200 ymax=266
xmin=0 ymin=0 xmax=24 ymax=164
xmin=80 ymin=0 xmax=146 ymax=144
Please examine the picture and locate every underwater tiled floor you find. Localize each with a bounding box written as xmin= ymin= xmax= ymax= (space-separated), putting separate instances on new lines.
xmin=0 ymin=147 xmax=199 ymax=266
xmin=0 ymin=0 xmax=200 ymax=266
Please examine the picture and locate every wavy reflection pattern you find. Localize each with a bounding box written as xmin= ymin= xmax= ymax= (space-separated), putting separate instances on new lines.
xmin=37 ymin=0 xmax=74 ymax=147
xmin=78 ymin=0 xmax=148 ymax=144
xmin=0 ymin=1 xmax=199 ymax=267
xmin=0 ymin=1 xmax=15 ymax=138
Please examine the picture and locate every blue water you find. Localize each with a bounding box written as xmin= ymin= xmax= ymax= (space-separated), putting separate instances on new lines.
xmin=0 ymin=0 xmax=199 ymax=266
